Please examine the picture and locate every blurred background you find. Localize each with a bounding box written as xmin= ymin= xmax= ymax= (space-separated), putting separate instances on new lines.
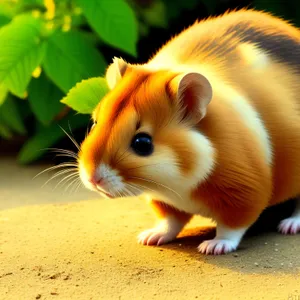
xmin=0 ymin=0 xmax=298 ymax=210
xmin=0 ymin=0 xmax=298 ymax=166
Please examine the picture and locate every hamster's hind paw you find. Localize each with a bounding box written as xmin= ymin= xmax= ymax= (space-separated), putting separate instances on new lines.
xmin=278 ymin=217 xmax=300 ymax=235
xmin=137 ymin=228 xmax=177 ymax=246
xmin=198 ymin=239 xmax=238 ymax=255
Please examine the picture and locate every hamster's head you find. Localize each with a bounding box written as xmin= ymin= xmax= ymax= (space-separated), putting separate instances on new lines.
xmin=78 ymin=58 xmax=215 ymax=200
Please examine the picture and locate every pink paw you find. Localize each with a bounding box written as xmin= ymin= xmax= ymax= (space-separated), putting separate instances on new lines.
xmin=198 ymin=239 xmax=238 ymax=255
xmin=137 ymin=228 xmax=177 ymax=246
xmin=278 ymin=217 xmax=300 ymax=235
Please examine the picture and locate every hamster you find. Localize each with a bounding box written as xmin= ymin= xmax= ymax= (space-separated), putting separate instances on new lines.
xmin=78 ymin=8 xmax=300 ymax=255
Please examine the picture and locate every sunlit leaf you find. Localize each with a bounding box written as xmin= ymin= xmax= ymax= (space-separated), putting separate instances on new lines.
xmin=18 ymin=113 xmax=90 ymax=164
xmin=61 ymin=77 xmax=108 ymax=114
xmin=0 ymin=82 xmax=8 ymax=106
xmin=43 ymin=30 xmax=106 ymax=93
xmin=0 ymin=14 xmax=46 ymax=98
xmin=28 ymin=72 xmax=64 ymax=125
xmin=77 ymin=0 xmax=138 ymax=56
xmin=0 ymin=94 xmax=26 ymax=135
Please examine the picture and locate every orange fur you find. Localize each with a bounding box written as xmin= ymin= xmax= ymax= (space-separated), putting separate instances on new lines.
xmin=149 ymin=200 xmax=192 ymax=224
xmin=78 ymin=9 xmax=300 ymax=245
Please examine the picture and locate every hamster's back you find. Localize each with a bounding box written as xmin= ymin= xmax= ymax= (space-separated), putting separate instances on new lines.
xmin=149 ymin=9 xmax=300 ymax=73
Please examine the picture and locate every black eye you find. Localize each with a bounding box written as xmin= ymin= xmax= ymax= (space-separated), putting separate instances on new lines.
xmin=131 ymin=132 xmax=154 ymax=156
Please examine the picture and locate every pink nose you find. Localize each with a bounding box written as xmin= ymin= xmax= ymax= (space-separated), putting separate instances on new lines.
xmin=88 ymin=176 xmax=104 ymax=186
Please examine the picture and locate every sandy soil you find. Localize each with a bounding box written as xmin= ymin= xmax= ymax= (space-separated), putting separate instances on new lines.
xmin=0 ymin=157 xmax=300 ymax=299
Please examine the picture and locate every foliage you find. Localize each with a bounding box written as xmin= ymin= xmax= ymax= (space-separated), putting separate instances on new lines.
xmin=0 ymin=0 xmax=298 ymax=164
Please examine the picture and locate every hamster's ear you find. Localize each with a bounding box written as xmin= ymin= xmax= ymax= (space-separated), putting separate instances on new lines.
xmin=171 ymin=72 xmax=213 ymax=123
xmin=105 ymin=57 xmax=128 ymax=89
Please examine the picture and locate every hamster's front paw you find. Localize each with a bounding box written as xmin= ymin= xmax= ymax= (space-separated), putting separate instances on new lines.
xmin=137 ymin=227 xmax=178 ymax=246
xmin=197 ymin=239 xmax=238 ymax=255
xmin=278 ymin=217 xmax=300 ymax=234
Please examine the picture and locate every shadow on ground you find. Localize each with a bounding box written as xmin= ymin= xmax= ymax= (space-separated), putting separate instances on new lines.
xmin=160 ymin=199 xmax=299 ymax=275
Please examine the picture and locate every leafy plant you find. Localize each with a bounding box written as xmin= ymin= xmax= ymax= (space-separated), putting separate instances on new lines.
xmin=0 ymin=0 xmax=140 ymax=164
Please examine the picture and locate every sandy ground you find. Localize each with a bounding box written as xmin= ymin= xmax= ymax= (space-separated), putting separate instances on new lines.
xmin=0 ymin=157 xmax=300 ymax=300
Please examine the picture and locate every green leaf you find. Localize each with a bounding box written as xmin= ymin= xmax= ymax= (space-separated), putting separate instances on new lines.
xmin=61 ymin=77 xmax=108 ymax=114
xmin=0 ymin=123 xmax=12 ymax=139
xmin=15 ymin=0 xmax=45 ymax=11
xmin=0 ymin=82 xmax=8 ymax=106
xmin=0 ymin=1 xmax=16 ymax=18
xmin=0 ymin=94 xmax=26 ymax=135
xmin=0 ymin=14 xmax=46 ymax=98
xmin=28 ymin=72 xmax=64 ymax=125
xmin=77 ymin=0 xmax=138 ymax=56
xmin=0 ymin=14 xmax=11 ymax=27
xmin=140 ymin=0 xmax=167 ymax=28
xmin=43 ymin=30 xmax=106 ymax=94
xmin=18 ymin=114 xmax=90 ymax=164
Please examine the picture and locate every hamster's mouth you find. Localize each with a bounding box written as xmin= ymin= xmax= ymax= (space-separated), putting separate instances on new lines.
xmin=103 ymin=192 xmax=113 ymax=199
xmin=95 ymin=186 xmax=113 ymax=199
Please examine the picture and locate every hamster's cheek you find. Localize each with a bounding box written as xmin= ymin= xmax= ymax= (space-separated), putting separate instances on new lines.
xmin=140 ymin=145 xmax=182 ymax=181
xmin=155 ymin=128 xmax=216 ymax=187
xmin=78 ymin=160 xmax=95 ymax=191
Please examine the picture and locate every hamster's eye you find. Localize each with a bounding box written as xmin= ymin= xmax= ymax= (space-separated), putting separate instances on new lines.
xmin=131 ymin=132 xmax=153 ymax=156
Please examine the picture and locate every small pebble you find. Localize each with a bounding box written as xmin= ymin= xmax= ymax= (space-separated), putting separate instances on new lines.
xmin=275 ymin=243 xmax=279 ymax=246
xmin=36 ymin=295 xmax=41 ymax=299
xmin=280 ymin=263 xmax=284 ymax=266
xmin=275 ymin=249 xmax=279 ymax=252
xmin=264 ymin=242 xmax=268 ymax=245
xmin=233 ymin=253 xmax=238 ymax=257
xmin=254 ymin=262 xmax=259 ymax=266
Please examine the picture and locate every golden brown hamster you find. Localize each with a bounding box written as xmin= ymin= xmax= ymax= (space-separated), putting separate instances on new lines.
xmin=78 ymin=9 xmax=300 ymax=255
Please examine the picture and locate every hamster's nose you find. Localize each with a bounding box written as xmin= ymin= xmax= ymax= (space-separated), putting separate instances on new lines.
xmin=88 ymin=175 xmax=104 ymax=187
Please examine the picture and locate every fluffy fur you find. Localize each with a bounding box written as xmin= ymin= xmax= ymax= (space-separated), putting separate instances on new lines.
xmin=78 ymin=9 xmax=300 ymax=254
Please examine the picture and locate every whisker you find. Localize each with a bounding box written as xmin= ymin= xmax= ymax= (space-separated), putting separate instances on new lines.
xmin=64 ymin=177 xmax=81 ymax=194
xmin=44 ymin=147 xmax=78 ymax=157
xmin=74 ymin=180 xmax=83 ymax=194
xmin=129 ymin=176 xmax=183 ymax=201
xmin=126 ymin=162 xmax=173 ymax=172
xmin=129 ymin=181 xmax=158 ymax=196
xmin=33 ymin=163 xmax=78 ymax=179
xmin=68 ymin=177 xmax=82 ymax=195
xmin=125 ymin=183 xmax=142 ymax=197
xmin=55 ymin=154 xmax=78 ymax=160
xmin=59 ymin=126 xmax=80 ymax=150
xmin=114 ymin=148 xmax=130 ymax=165
xmin=124 ymin=186 xmax=135 ymax=197
xmin=54 ymin=172 xmax=79 ymax=190
xmin=42 ymin=169 xmax=78 ymax=188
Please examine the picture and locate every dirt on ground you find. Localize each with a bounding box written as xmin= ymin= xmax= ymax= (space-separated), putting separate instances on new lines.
xmin=0 ymin=158 xmax=299 ymax=299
